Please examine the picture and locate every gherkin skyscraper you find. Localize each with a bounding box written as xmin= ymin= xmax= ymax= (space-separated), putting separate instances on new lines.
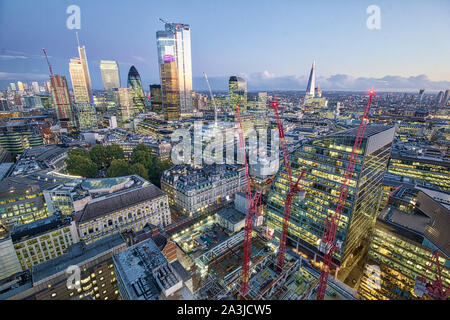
xmin=127 ymin=65 xmax=146 ymax=114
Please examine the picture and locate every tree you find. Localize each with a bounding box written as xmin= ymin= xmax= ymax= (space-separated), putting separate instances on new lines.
xmin=129 ymin=163 xmax=149 ymax=180
xmin=106 ymin=159 xmax=130 ymax=178
xmin=90 ymin=145 xmax=108 ymax=168
xmin=106 ymin=144 xmax=125 ymax=165
xmin=66 ymin=155 xmax=97 ymax=178
xmin=68 ymin=147 xmax=90 ymax=159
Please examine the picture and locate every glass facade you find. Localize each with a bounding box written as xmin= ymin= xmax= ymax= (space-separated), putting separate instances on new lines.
xmin=150 ymin=84 xmax=163 ymax=114
xmin=100 ymin=60 xmax=120 ymax=91
xmin=75 ymin=103 xmax=98 ymax=131
xmin=127 ymin=65 xmax=146 ymax=114
xmin=50 ymin=75 xmax=76 ymax=128
xmin=358 ymin=219 xmax=449 ymax=300
xmin=266 ymin=126 xmax=395 ymax=274
xmin=229 ymin=76 xmax=247 ymax=113
xmin=388 ymin=153 xmax=450 ymax=192
xmin=156 ymin=22 xmax=193 ymax=116
xmin=160 ymin=55 xmax=181 ymax=121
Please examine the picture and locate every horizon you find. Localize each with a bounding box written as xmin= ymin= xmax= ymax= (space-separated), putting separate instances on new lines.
xmin=1 ymin=0 xmax=450 ymax=92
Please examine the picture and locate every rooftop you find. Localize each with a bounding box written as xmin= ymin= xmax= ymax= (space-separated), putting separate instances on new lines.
xmin=329 ymin=124 xmax=394 ymax=138
xmin=32 ymin=233 xmax=125 ymax=284
xmin=11 ymin=214 xmax=72 ymax=243
xmin=76 ymin=184 xmax=165 ymax=224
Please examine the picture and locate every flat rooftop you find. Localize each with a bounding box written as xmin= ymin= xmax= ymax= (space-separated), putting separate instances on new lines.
xmin=32 ymin=233 xmax=125 ymax=284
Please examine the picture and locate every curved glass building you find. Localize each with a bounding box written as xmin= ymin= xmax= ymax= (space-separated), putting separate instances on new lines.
xmin=127 ymin=65 xmax=146 ymax=114
xmin=266 ymin=125 xmax=395 ymax=278
xmin=229 ymin=76 xmax=247 ymax=112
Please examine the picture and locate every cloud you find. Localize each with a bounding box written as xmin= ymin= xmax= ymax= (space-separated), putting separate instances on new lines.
xmin=193 ymin=72 xmax=450 ymax=91
xmin=0 ymin=49 xmax=49 ymax=60
xmin=0 ymin=72 xmax=49 ymax=81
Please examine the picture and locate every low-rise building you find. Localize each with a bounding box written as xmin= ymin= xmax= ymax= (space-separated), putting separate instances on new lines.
xmin=74 ymin=183 xmax=171 ymax=245
xmin=113 ymin=237 xmax=193 ymax=300
xmin=161 ymin=164 xmax=247 ymax=215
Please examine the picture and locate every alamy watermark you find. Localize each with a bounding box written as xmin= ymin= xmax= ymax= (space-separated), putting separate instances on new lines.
xmin=66 ymin=5 xmax=81 ymax=30
xmin=366 ymin=5 xmax=381 ymax=30
xmin=170 ymin=121 xmax=280 ymax=177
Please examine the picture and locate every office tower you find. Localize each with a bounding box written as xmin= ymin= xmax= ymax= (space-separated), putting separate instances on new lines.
xmin=436 ymin=91 xmax=444 ymax=104
xmin=160 ymin=55 xmax=181 ymax=121
xmin=100 ymin=60 xmax=120 ymax=90
xmin=50 ymin=75 xmax=76 ymax=129
xmin=442 ymin=89 xmax=449 ymax=106
xmin=254 ymin=92 xmax=268 ymax=131
xmin=69 ymin=35 xmax=92 ymax=103
xmin=156 ymin=21 xmax=193 ymax=116
xmin=17 ymin=81 xmax=24 ymax=91
xmin=267 ymin=125 xmax=395 ymax=280
xmin=315 ymin=85 xmax=322 ymax=98
xmin=9 ymin=83 xmax=16 ymax=91
xmin=45 ymin=81 xmax=51 ymax=94
xmin=69 ymin=58 xmax=91 ymax=104
xmin=150 ymin=84 xmax=163 ymax=113
xmin=117 ymin=88 xmax=134 ymax=122
xmin=0 ymin=99 xmax=8 ymax=111
xmin=75 ymin=103 xmax=98 ymax=131
xmin=305 ymin=60 xmax=316 ymax=98
xmin=418 ymin=89 xmax=425 ymax=105
xmin=31 ymin=82 xmax=40 ymax=94
xmin=229 ymin=76 xmax=247 ymax=112
xmin=127 ymin=65 xmax=146 ymax=114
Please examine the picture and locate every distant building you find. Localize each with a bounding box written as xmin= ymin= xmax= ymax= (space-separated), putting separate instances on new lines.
xmin=69 ymin=58 xmax=92 ymax=104
xmin=157 ymin=21 xmax=193 ymax=116
xmin=75 ymin=103 xmax=98 ymax=131
xmin=100 ymin=60 xmax=120 ymax=90
xmin=229 ymin=76 xmax=247 ymax=112
xmin=127 ymin=66 xmax=146 ymax=114
xmin=160 ymin=55 xmax=181 ymax=121
xmin=50 ymin=75 xmax=76 ymax=129
xmin=150 ymin=84 xmax=163 ymax=113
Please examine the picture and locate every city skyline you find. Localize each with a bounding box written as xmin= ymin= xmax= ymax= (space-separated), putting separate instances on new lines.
xmin=0 ymin=0 xmax=450 ymax=92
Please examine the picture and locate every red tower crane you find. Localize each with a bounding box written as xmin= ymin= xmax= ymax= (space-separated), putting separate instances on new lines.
xmin=235 ymin=105 xmax=262 ymax=298
xmin=414 ymin=250 xmax=449 ymax=300
xmin=316 ymin=90 xmax=375 ymax=300
xmin=42 ymin=48 xmax=53 ymax=76
xmin=271 ymin=101 xmax=306 ymax=270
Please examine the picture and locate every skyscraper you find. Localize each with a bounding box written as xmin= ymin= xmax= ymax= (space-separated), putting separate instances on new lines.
xmin=436 ymin=91 xmax=444 ymax=104
xmin=266 ymin=125 xmax=395 ymax=280
xmin=127 ymin=65 xmax=146 ymax=114
xmin=117 ymin=87 xmax=133 ymax=123
xmin=418 ymin=89 xmax=425 ymax=105
xmin=150 ymin=84 xmax=163 ymax=114
xmin=16 ymin=81 xmax=24 ymax=92
xmin=100 ymin=60 xmax=120 ymax=90
xmin=69 ymin=35 xmax=92 ymax=104
xmin=50 ymin=75 xmax=75 ymax=129
xmin=157 ymin=20 xmax=193 ymax=116
xmin=442 ymin=89 xmax=449 ymax=106
xmin=229 ymin=76 xmax=247 ymax=112
xmin=305 ymin=60 xmax=316 ymax=98
xmin=160 ymin=55 xmax=180 ymax=121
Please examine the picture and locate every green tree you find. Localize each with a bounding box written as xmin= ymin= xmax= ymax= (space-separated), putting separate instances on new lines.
xmin=129 ymin=163 xmax=149 ymax=180
xmin=106 ymin=159 xmax=130 ymax=178
xmin=89 ymin=145 xmax=108 ymax=168
xmin=106 ymin=144 xmax=125 ymax=165
xmin=68 ymin=147 xmax=90 ymax=159
xmin=65 ymin=155 xmax=97 ymax=178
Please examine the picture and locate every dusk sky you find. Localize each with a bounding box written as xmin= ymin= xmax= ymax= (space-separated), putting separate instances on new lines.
xmin=1 ymin=0 xmax=449 ymax=91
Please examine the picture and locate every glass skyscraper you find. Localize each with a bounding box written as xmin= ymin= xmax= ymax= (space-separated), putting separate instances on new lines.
xmin=156 ymin=21 xmax=193 ymax=116
xmin=266 ymin=125 xmax=395 ymax=279
xmin=150 ymin=84 xmax=163 ymax=114
xmin=69 ymin=43 xmax=92 ymax=104
xmin=50 ymin=75 xmax=75 ymax=129
xmin=100 ymin=60 xmax=120 ymax=91
xmin=160 ymin=55 xmax=181 ymax=121
xmin=127 ymin=65 xmax=146 ymax=114
xmin=229 ymin=76 xmax=247 ymax=112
